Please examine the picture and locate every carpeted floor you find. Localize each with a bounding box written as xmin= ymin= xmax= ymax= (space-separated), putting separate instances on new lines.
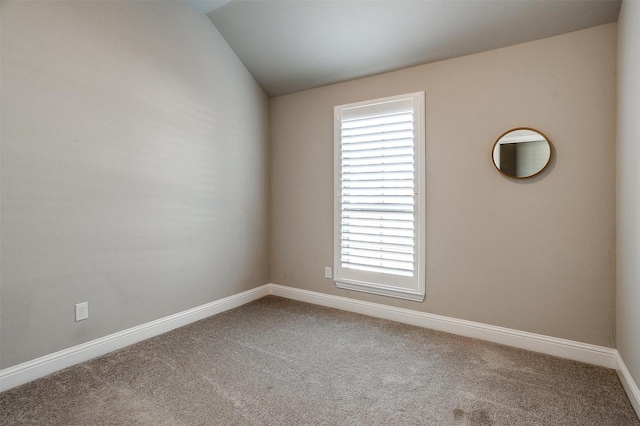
xmin=1 ymin=296 xmax=638 ymax=425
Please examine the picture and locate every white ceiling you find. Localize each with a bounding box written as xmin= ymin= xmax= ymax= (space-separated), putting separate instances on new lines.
xmin=205 ymin=0 xmax=621 ymax=97
xmin=184 ymin=0 xmax=231 ymax=15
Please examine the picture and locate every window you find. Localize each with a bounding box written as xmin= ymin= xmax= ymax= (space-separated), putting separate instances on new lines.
xmin=334 ymin=92 xmax=425 ymax=301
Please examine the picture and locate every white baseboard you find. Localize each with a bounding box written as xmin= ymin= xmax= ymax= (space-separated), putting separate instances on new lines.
xmin=270 ymin=285 xmax=640 ymax=417
xmin=2 ymin=281 xmax=636 ymax=416
xmin=0 ymin=285 xmax=270 ymax=392
xmin=268 ymin=284 xmax=618 ymax=369
xmin=616 ymin=351 xmax=640 ymax=418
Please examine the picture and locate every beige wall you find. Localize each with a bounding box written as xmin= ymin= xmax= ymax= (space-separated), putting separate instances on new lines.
xmin=0 ymin=1 xmax=269 ymax=368
xmin=617 ymin=0 xmax=640 ymax=388
xmin=270 ymin=24 xmax=617 ymax=347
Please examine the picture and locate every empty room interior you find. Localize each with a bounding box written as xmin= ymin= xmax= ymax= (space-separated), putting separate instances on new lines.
xmin=1 ymin=0 xmax=640 ymax=424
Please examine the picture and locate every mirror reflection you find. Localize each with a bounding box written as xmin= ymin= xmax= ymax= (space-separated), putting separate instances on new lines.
xmin=492 ymin=128 xmax=552 ymax=178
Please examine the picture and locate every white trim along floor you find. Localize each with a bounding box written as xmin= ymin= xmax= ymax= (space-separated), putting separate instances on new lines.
xmin=1 ymin=283 xmax=638 ymax=418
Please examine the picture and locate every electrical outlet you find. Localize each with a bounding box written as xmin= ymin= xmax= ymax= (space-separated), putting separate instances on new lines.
xmin=324 ymin=267 xmax=332 ymax=279
xmin=75 ymin=302 xmax=88 ymax=321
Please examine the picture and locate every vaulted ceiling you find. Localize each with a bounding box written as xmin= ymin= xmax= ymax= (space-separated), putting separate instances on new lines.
xmin=189 ymin=0 xmax=621 ymax=97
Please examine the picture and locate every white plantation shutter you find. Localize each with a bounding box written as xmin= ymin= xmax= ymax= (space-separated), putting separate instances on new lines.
xmin=334 ymin=93 xmax=425 ymax=301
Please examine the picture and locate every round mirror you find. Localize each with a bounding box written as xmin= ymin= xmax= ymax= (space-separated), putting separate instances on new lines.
xmin=492 ymin=128 xmax=552 ymax=179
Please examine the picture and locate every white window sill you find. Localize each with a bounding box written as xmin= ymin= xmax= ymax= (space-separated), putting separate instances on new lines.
xmin=335 ymin=278 xmax=425 ymax=302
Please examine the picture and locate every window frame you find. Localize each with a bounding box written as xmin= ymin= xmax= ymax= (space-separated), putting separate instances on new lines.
xmin=333 ymin=92 xmax=426 ymax=302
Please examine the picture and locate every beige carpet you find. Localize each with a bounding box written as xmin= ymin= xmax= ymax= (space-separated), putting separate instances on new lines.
xmin=1 ymin=296 xmax=638 ymax=425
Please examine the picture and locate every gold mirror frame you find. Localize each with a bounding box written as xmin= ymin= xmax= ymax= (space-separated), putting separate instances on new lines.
xmin=491 ymin=127 xmax=553 ymax=179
